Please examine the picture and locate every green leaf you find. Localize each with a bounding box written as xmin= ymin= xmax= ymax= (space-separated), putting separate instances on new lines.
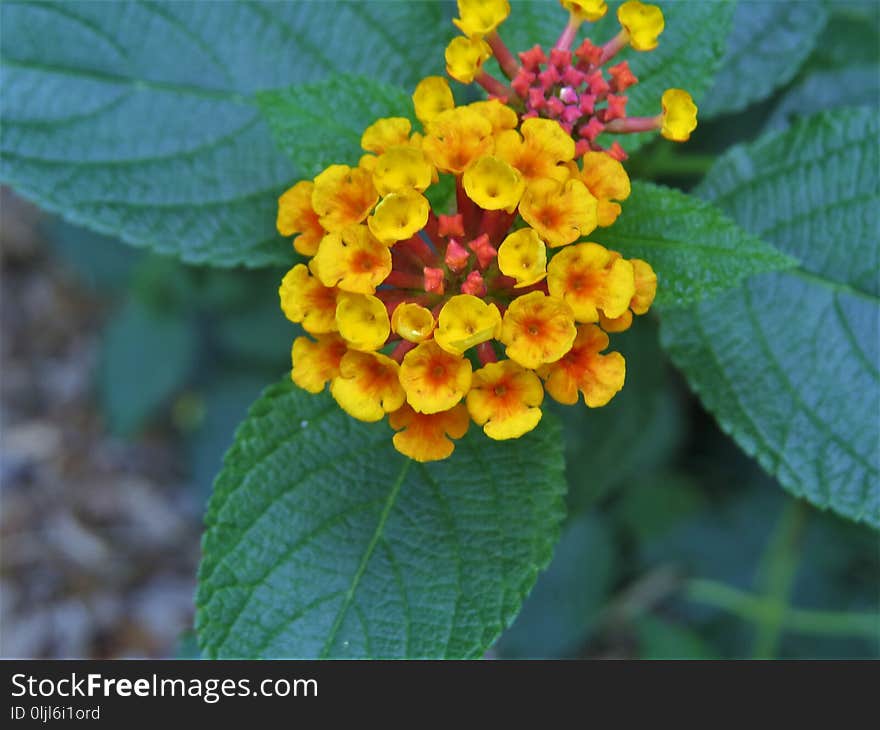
xmin=495 ymin=514 xmax=615 ymax=658
xmin=99 ymin=297 xmax=196 ymax=435
xmin=591 ymin=181 xmax=798 ymax=308
xmin=700 ymin=1 xmax=828 ymax=119
xmin=496 ymin=1 xmax=734 ymax=154
xmin=0 ymin=1 xmax=451 ymax=267
xmin=196 ymin=381 xmax=566 ymax=658
xmin=765 ymin=67 xmax=880 ymax=131
xmin=257 ymin=75 xmax=414 ymax=177
xmin=661 ymin=110 xmax=880 ymax=528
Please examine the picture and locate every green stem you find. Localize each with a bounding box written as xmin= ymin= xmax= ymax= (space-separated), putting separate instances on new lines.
xmin=750 ymin=500 xmax=807 ymax=658
xmin=685 ymin=580 xmax=880 ymax=641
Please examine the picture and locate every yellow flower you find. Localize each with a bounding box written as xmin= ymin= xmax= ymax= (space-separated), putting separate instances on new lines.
xmin=445 ymin=36 xmax=492 ymax=84
xmin=561 ymin=0 xmax=607 ymax=21
xmin=452 ymin=0 xmax=511 ymax=37
xmin=311 ymin=164 xmax=378 ymax=232
xmin=422 ymin=107 xmax=494 ymax=174
xmin=547 ymin=242 xmax=636 ymax=322
xmin=335 ymin=292 xmax=391 ymax=352
xmin=278 ymin=264 xmax=338 ymax=334
xmin=391 ymin=302 xmax=435 ymax=343
xmin=399 ymin=340 xmax=473 ymax=414
xmin=434 ymin=294 xmax=502 ymax=355
xmin=466 ymin=360 xmax=544 ymax=440
xmin=576 ymin=151 xmax=631 ymax=227
xmin=277 ymin=181 xmax=325 ymax=256
xmin=518 ymin=178 xmax=598 ymax=247
xmin=630 ymin=258 xmax=657 ymax=314
xmin=538 ymin=324 xmax=625 ymax=406
xmin=311 ymin=225 xmax=391 ymax=294
xmin=330 ymin=350 xmax=406 ymax=422
xmin=467 ymin=100 xmax=518 ymax=133
xmin=462 ymin=156 xmax=525 ymax=212
xmin=500 ymin=291 xmax=577 ymax=368
xmin=360 ymin=117 xmax=412 ymax=154
xmin=290 ymin=333 xmax=348 ymax=394
xmin=660 ymin=88 xmax=698 ymax=142
xmin=494 ymin=118 xmax=575 ymax=185
xmin=372 ymin=146 xmax=434 ymax=196
xmin=597 ymin=255 xmax=656 ymax=330
xmin=412 ymin=76 xmax=455 ymax=126
xmin=389 ymin=404 xmax=470 ymax=462
xmin=367 ymin=190 xmax=431 ymax=244
xmin=497 ymin=228 xmax=547 ymax=287
xmin=618 ymin=0 xmax=664 ymax=51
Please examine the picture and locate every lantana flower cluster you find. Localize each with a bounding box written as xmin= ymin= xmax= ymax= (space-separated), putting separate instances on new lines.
xmin=277 ymin=85 xmax=656 ymax=461
xmin=446 ymin=0 xmax=697 ymax=159
xmin=275 ymin=0 xmax=689 ymax=463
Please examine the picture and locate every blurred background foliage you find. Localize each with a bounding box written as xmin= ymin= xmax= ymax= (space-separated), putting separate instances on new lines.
xmin=1 ymin=0 xmax=878 ymax=658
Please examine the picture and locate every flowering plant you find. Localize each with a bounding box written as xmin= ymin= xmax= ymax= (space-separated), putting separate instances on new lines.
xmin=2 ymin=0 xmax=877 ymax=660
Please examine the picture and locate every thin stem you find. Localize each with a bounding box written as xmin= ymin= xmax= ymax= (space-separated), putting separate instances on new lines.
xmin=456 ymin=175 xmax=481 ymax=239
xmin=604 ymin=115 xmax=661 ymax=134
xmin=685 ymin=580 xmax=879 ymax=640
xmin=600 ymin=29 xmax=628 ymax=65
xmin=475 ymin=70 xmax=513 ymax=100
xmin=750 ymin=501 xmax=807 ymax=659
xmin=390 ymin=339 xmax=416 ymax=363
xmin=554 ymin=15 xmax=582 ymax=51
xmin=487 ymin=31 xmax=520 ymax=78
xmin=477 ymin=341 xmax=498 ymax=365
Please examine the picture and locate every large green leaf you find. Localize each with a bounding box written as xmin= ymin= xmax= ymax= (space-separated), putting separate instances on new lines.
xmin=661 ymin=110 xmax=880 ymax=528
xmin=196 ymin=382 xmax=567 ymax=658
xmin=0 ymin=1 xmax=450 ymax=267
xmin=496 ymin=1 xmax=734 ymax=154
xmin=257 ymin=75 xmax=414 ymax=177
xmin=591 ymin=181 xmax=797 ymax=308
xmin=700 ymin=1 xmax=828 ymax=119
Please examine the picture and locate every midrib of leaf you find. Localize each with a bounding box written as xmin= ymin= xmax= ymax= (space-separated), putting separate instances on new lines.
xmin=0 ymin=57 xmax=250 ymax=104
xmin=319 ymin=459 xmax=412 ymax=658
xmin=1 ymin=113 xmax=263 ymax=168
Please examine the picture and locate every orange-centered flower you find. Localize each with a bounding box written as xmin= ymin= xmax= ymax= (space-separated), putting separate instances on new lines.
xmin=389 ymin=404 xmax=471 ymax=462
xmin=467 ymin=360 xmax=544 ymax=439
xmin=500 ymin=291 xmax=577 ymax=369
xmin=399 ymin=340 xmax=473 ymax=414
xmin=538 ymin=324 xmax=626 ymax=407
xmin=546 ymin=242 xmax=636 ymax=322
xmin=330 ymin=350 xmax=406 ymax=422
